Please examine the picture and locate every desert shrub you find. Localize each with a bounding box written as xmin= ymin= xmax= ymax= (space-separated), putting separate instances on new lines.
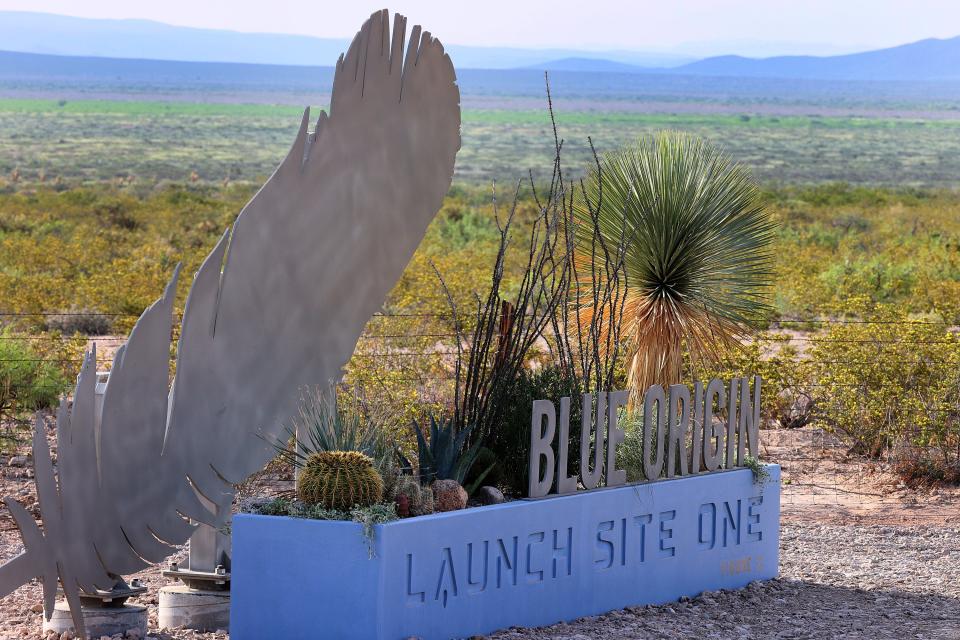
xmin=793 ymin=182 xmax=892 ymax=208
xmin=488 ymin=365 xmax=582 ymax=496
xmin=344 ymin=350 xmax=448 ymax=455
xmin=921 ymin=278 xmax=960 ymax=326
xmin=694 ymin=332 xmax=816 ymax=429
xmin=0 ymin=329 xmax=68 ymax=424
xmin=818 ymin=257 xmax=918 ymax=304
xmin=617 ymin=411 xmax=646 ymax=483
xmin=893 ymin=451 xmax=960 ymax=487
xmin=28 ymin=330 xmax=88 ymax=383
xmin=44 ymin=309 xmax=113 ymax=335
xmin=830 ymin=212 xmax=871 ymax=233
xmin=811 ymin=301 xmax=960 ymax=463
xmin=436 ymin=206 xmax=499 ymax=249
xmin=96 ymin=197 xmax=141 ymax=230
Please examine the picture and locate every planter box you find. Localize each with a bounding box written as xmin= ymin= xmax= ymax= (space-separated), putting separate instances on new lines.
xmin=231 ymin=465 xmax=780 ymax=640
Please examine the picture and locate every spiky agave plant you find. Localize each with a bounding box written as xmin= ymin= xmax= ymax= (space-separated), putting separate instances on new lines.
xmin=577 ymin=131 xmax=774 ymax=400
xmin=263 ymin=385 xmax=392 ymax=472
xmin=412 ymin=415 xmax=487 ymax=486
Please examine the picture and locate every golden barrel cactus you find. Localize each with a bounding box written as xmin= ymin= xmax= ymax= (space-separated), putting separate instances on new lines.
xmin=297 ymin=451 xmax=384 ymax=511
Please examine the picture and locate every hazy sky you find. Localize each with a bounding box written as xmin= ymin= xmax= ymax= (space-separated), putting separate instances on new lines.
xmin=1 ymin=0 xmax=959 ymax=56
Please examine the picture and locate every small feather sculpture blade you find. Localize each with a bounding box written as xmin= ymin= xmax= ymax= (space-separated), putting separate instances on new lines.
xmin=0 ymin=10 xmax=460 ymax=637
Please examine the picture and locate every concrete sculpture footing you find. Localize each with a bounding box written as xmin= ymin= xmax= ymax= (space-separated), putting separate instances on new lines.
xmin=158 ymin=585 xmax=230 ymax=632
xmin=42 ymin=602 xmax=147 ymax=637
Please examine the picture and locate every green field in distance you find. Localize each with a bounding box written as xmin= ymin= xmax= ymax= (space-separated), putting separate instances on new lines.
xmin=2 ymin=98 xmax=959 ymax=188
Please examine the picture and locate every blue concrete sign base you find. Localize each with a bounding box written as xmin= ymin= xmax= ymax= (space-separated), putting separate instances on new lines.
xmin=231 ymin=465 xmax=780 ymax=640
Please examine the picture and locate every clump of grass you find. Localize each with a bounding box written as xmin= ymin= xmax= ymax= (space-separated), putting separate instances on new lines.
xmin=742 ymin=455 xmax=771 ymax=485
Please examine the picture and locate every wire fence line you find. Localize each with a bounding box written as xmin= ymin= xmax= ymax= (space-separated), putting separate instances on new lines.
xmin=6 ymin=333 xmax=960 ymax=345
xmin=1 ymin=336 xmax=958 ymax=366
xmin=2 ymin=309 xmax=959 ymax=324
xmin=763 ymin=426 xmax=960 ymax=523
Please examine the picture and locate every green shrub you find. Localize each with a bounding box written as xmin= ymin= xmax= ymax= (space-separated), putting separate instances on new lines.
xmin=487 ymin=366 xmax=582 ymax=496
xmin=436 ymin=206 xmax=499 ymax=249
xmin=742 ymin=455 xmax=772 ymax=485
xmin=616 ymin=411 xmax=646 ymax=483
xmin=812 ymin=300 xmax=960 ymax=462
xmin=242 ymin=497 xmax=397 ymax=557
xmin=0 ymin=329 xmax=68 ymax=425
xmin=893 ymin=452 xmax=960 ymax=487
xmin=693 ymin=332 xmax=815 ymax=430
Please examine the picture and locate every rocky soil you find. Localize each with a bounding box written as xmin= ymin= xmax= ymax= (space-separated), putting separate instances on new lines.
xmin=2 ymin=423 xmax=959 ymax=639
xmin=490 ymin=522 xmax=960 ymax=640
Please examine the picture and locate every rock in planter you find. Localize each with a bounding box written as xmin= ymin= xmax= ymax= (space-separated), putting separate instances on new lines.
xmin=475 ymin=485 xmax=505 ymax=505
xmin=432 ymin=479 xmax=467 ymax=512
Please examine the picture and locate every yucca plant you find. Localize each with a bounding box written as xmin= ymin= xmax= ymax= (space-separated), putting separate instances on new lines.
xmin=412 ymin=415 xmax=489 ymax=487
xmin=577 ymin=131 xmax=774 ymax=400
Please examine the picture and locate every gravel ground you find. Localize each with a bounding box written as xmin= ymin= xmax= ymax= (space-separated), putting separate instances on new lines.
xmin=489 ymin=522 xmax=960 ymax=640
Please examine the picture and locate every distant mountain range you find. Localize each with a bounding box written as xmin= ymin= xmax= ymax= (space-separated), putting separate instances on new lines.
xmin=675 ymin=36 xmax=960 ymax=81
xmin=1 ymin=10 xmax=959 ymax=83
xmin=526 ymin=58 xmax=651 ymax=73
xmin=533 ymin=37 xmax=960 ymax=81
xmin=0 ymin=11 xmax=693 ymax=70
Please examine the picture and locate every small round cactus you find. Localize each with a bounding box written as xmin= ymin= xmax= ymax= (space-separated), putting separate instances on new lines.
xmin=392 ymin=475 xmax=434 ymax=517
xmin=297 ymin=451 xmax=384 ymax=511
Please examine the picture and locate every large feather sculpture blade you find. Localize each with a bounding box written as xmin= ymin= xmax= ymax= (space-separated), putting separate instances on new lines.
xmin=0 ymin=10 xmax=460 ymax=637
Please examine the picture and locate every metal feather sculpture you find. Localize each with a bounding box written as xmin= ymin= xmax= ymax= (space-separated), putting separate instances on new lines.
xmin=0 ymin=9 xmax=460 ymax=637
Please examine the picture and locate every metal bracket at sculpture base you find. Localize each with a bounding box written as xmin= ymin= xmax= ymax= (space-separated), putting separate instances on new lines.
xmin=163 ymin=487 xmax=233 ymax=591
xmin=161 ymin=564 xmax=230 ymax=591
xmin=67 ymin=578 xmax=147 ymax=609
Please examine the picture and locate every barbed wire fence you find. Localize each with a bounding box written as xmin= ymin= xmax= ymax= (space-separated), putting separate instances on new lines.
xmin=2 ymin=310 xmax=959 ymax=524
